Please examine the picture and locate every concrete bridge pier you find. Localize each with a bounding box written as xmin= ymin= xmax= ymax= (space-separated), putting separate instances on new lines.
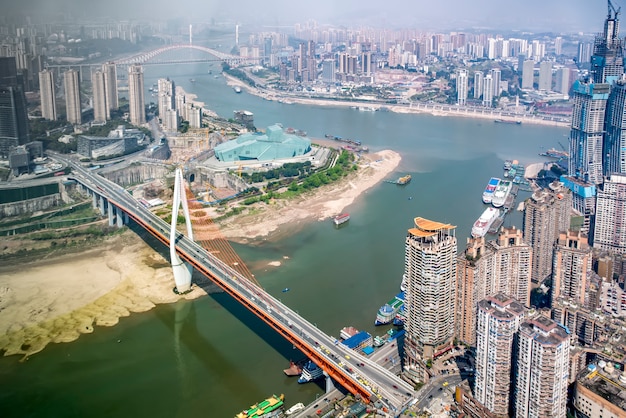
xmin=92 ymin=192 xmax=98 ymax=210
xmin=98 ymin=195 xmax=106 ymax=216
xmin=108 ymin=203 xmax=115 ymax=226
xmin=324 ymin=372 xmax=336 ymax=394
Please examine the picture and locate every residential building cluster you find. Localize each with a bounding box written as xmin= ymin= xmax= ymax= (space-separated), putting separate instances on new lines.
xmin=401 ymin=9 xmax=626 ymax=416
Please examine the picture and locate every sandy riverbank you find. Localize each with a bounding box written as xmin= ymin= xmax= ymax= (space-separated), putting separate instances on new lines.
xmin=0 ymin=233 xmax=208 ymax=359
xmin=217 ymin=149 xmax=401 ymax=244
xmin=0 ymin=149 xmax=401 ymax=358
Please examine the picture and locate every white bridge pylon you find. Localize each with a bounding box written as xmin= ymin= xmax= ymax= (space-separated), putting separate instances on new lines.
xmin=170 ymin=168 xmax=194 ymax=293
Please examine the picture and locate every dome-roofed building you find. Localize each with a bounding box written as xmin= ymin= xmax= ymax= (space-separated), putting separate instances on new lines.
xmin=214 ymin=124 xmax=311 ymax=162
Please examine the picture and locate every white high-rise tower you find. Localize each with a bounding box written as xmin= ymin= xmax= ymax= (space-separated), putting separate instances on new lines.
xmin=128 ymin=64 xmax=145 ymax=126
xmin=39 ymin=69 xmax=56 ymax=121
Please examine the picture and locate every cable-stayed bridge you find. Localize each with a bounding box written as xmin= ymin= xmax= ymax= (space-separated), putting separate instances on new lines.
xmin=55 ymin=154 xmax=415 ymax=416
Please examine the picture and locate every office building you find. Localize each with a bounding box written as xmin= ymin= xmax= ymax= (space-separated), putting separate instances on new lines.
xmin=361 ymin=52 xmax=372 ymax=75
xmin=0 ymin=57 xmax=29 ymax=157
xmin=552 ymin=230 xmax=592 ymax=306
xmin=92 ymin=70 xmax=109 ymax=123
xmin=594 ymin=174 xmax=626 ymax=253
xmin=473 ymin=71 xmax=483 ymax=100
xmin=128 ymin=64 xmax=145 ymax=126
xmin=457 ymin=69 xmax=468 ymax=105
xmin=102 ymin=62 xmax=118 ymax=111
xmin=474 ymin=293 xmax=527 ymax=417
xmin=157 ymin=78 xmax=175 ymax=121
xmin=64 ymin=69 xmax=81 ymax=125
xmin=513 ymin=316 xmax=570 ymax=418
xmin=523 ymin=182 xmax=571 ymax=285
xmin=559 ymin=175 xmax=597 ymax=238
xmin=569 ymin=80 xmax=609 ymax=185
xmin=538 ymin=61 xmax=552 ymax=91
xmin=578 ymin=41 xmax=592 ymax=64
xmin=555 ymin=67 xmax=570 ymax=94
xmin=591 ymin=4 xmax=624 ymax=84
xmin=555 ymin=36 xmax=563 ymax=55
xmin=482 ymin=74 xmax=493 ymax=107
xmin=604 ymin=79 xmax=626 ymax=176
xmin=489 ymin=68 xmax=501 ymax=96
xmin=321 ymin=59 xmax=335 ymax=83
xmin=521 ymin=60 xmax=534 ymax=89
xmin=404 ymin=217 xmax=456 ymax=383
xmin=38 ymin=69 xmax=56 ymax=121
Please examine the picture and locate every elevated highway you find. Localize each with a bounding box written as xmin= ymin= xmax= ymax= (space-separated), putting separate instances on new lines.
xmin=57 ymin=155 xmax=415 ymax=416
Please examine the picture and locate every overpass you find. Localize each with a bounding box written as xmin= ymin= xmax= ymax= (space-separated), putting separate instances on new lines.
xmin=57 ymin=154 xmax=415 ymax=416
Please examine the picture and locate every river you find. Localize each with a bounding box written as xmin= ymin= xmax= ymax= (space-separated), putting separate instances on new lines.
xmin=0 ymin=55 xmax=568 ymax=417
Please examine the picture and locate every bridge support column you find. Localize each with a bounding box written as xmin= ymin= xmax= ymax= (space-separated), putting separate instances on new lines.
xmin=116 ymin=207 xmax=124 ymax=228
xmin=170 ymin=168 xmax=194 ymax=293
xmin=98 ymin=196 xmax=106 ymax=216
xmin=324 ymin=372 xmax=336 ymax=394
xmin=92 ymin=193 xmax=98 ymax=209
xmin=108 ymin=203 xmax=115 ymax=226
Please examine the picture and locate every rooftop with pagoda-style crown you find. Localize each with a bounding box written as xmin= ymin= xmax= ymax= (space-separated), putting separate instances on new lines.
xmin=408 ymin=217 xmax=456 ymax=238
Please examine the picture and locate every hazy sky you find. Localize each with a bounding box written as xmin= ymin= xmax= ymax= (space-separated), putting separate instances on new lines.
xmin=8 ymin=0 xmax=617 ymax=33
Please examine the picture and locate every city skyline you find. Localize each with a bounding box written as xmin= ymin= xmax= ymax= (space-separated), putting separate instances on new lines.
xmin=2 ymin=0 xmax=617 ymax=33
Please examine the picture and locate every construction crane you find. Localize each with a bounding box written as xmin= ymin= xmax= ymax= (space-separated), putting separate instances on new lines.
xmin=609 ymin=0 xmax=621 ymax=19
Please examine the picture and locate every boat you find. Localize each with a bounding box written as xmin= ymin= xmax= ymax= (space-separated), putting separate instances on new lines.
xmin=503 ymin=160 xmax=513 ymax=170
xmin=375 ymin=292 xmax=405 ymax=325
xmin=282 ymin=288 xmax=290 ymax=293
xmin=373 ymin=335 xmax=387 ymax=347
xmin=298 ymin=361 xmax=324 ymax=383
xmin=491 ymin=180 xmax=512 ymax=208
xmin=471 ymin=207 xmax=500 ymax=238
xmin=234 ymin=86 xmax=242 ymax=93
xmin=285 ymin=403 xmax=305 ymax=416
xmin=482 ymin=177 xmax=501 ymax=204
xmin=397 ymin=174 xmax=411 ymax=185
xmin=494 ymin=119 xmax=522 ymax=125
xmin=189 ymin=78 xmax=196 ymax=83
xmin=235 ymin=394 xmax=285 ymax=418
xmin=340 ymin=326 xmax=359 ymax=340
xmin=333 ymin=213 xmax=350 ymax=226
xmin=283 ymin=360 xmax=304 ymax=376
xmin=539 ymin=148 xmax=569 ymax=158
xmin=393 ymin=304 xmax=406 ymax=326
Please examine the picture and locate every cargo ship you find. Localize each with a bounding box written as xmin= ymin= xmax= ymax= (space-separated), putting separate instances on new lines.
xmin=298 ymin=361 xmax=324 ymax=383
xmin=235 ymin=394 xmax=285 ymax=418
xmin=333 ymin=213 xmax=350 ymax=226
xmin=471 ymin=207 xmax=500 ymax=238
xmin=494 ymin=119 xmax=522 ymax=125
xmin=375 ymin=292 xmax=405 ymax=325
xmin=491 ymin=180 xmax=512 ymax=208
xmin=397 ymin=174 xmax=411 ymax=185
xmin=539 ymin=148 xmax=569 ymax=159
xmin=482 ymin=177 xmax=501 ymax=204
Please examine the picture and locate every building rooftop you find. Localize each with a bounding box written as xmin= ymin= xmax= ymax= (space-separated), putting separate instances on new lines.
xmin=578 ymin=363 xmax=626 ymax=414
xmin=408 ymin=217 xmax=456 ymax=238
xmin=520 ymin=315 xmax=570 ymax=345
